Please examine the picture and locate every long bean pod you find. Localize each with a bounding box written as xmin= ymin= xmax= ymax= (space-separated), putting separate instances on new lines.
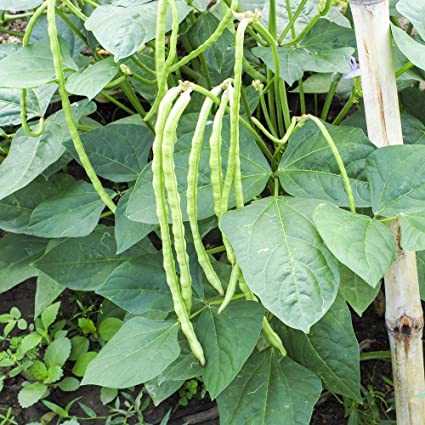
xmin=152 ymin=86 xmax=205 ymax=365
xmin=46 ymin=0 xmax=116 ymax=213
xmin=218 ymin=265 xmax=240 ymax=314
xmin=209 ymin=88 xmax=229 ymax=217
xmin=162 ymin=90 xmax=194 ymax=313
xmin=187 ymin=86 xmax=225 ymax=296
xmin=145 ymin=0 xmax=179 ymax=121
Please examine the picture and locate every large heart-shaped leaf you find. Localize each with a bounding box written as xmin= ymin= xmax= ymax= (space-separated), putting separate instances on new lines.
xmin=127 ymin=115 xmax=271 ymax=224
xmin=0 ymin=100 xmax=96 ymax=201
xmin=221 ymin=197 xmax=339 ymax=332
xmin=277 ymin=294 xmax=361 ymax=402
xmin=0 ymin=0 xmax=43 ymax=9
xmin=0 ymin=234 xmax=48 ymax=294
xmin=0 ymin=39 xmax=77 ymax=89
xmin=217 ymin=349 xmax=322 ymax=425
xmin=97 ymin=255 xmax=173 ymax=314
xmin=278 ymin=120 xmax=375 ymax=207
xmin=313 ymin=203 xmax=394 ymax=287
xmin=85 ymin=0 xmax=192 ymax=61
xmin=34 ymin=226 xmax=153 ymax=290
xmin=0 ymin=174 xmax=72 ymax=234
xmin=65 ymin=123 xmax=153 ymax=182
xmin=28 ymin=180 xmax=115 ymax=238
xmin=82 ymin=318 xmax=180 ymax=388
xmin=366 ymin=145 xmax=425 ymax=216
xmin=66 ymin=57 xmax=118 ymax=100
xmin=195 ymin=300 xmax=264 ymax=399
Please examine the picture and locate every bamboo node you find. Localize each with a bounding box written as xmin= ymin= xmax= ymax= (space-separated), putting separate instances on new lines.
xmin=387 ymin=314 xmax=424 ymax=352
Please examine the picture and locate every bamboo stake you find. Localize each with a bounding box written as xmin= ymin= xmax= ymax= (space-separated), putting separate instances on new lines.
xmin=350 ymin=1 xmax=425 ymax=422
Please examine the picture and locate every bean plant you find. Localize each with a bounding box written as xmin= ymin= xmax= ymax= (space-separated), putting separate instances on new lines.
xmin=1 ymin=0 xmax=425 ymax=423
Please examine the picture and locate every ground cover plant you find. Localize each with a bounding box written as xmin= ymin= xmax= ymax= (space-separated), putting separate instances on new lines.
xmin=1 ymin=0 xmax=425 ymax=423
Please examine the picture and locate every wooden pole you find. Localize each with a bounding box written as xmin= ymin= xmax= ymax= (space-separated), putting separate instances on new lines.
xmin=350 ymin=1 xmax=425 ymax=422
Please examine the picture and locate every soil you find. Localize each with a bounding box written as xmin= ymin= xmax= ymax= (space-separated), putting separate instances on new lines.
xmin=0 ymin=279 xmax=399 ymax=425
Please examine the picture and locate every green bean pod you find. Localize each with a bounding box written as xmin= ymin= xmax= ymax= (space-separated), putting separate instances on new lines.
xmin=209 ymin=88 xmax=229 ymax=218
xmin=145 ymin=0 xmax=179 ymax=121
xmin=218 ymin=265 xmax=240 ymax=314
xmin=187 ymin=86 xmax=224 ymax=295
xmin=230 ymin=17 xmax=251 ymax=209
xmin=162 ymin=90 xmax=194 ymax=313
xmin=47 ymin=0 xmax=116 ymax=213
xmin=152 ymin=86 xmax=205 ymax=365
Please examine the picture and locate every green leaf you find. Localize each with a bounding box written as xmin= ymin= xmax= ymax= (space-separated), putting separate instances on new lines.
xmin=391 ymin=24 xmax=425 ymax=72
xmin=221 ymin=197 xmax=339 ymax=332
xmin=416 ymin=251 xmax=425 ymax=300
xmin=0 ymin=0 xmax=43 ymax=9
xmin=18 ymin=383 xmax=48 ymax=408
xmin=72 ymin=352 xmax=97 ymax=377
xmin=277 ymin=294 xmax=361 ymax=402
xmin=78 ymin=318 xmax=97 ymax=335
xmin=44 ymin=337 xmax=71 ymax=368
xmin=0 ymin=100 xmax=96 ymax=201
xmin=0 ymin=234 xmax=48 ymax=294
xmin=66 ymin=57 xmax=118 ymax=99
xmin=29 ymin=361 xmax=48 ymax=381
xmin=100 ymin=387 xmax=118 ymax=405
xmin=82 ymin=318 xmax=180 ymax=388
xmin=34 ymin=226 xmax=151 ymax=291
xmin=45 ymin=365 xmax=64 ymax=384
xmin=0 ymin=39 xmax=77 ymax=89
xmin=313 ymin=203 xmax=394 ymax=287
xmin=35 ymin=273 xmax=64 ymax=318
xmin=366 ymin=145 xmax=425 ymax=216
xmin=0 ymin=174 xmax=74 ymax=234
xmin=41 ymin=302 xmax=61 ymax=330
xmin=186 ymin=13 xmax=234 ymax=85
xmin=96 ymin=255 xmax=173 ymax=314
xmin=65 ymin=123 xmax=153 ymax=182
xmin=278 ymin=120 xmax=375 ymax=207
xmin=127 ymin=114 xmax=271 ymax=224
xmin=58 ymin=377 xmax=80 ymax=392
xmin=69 ymin=336 xmax=90 ymax=362
xmin=85 ymin=0 xmax=191 ymax=60
xmin=98 ymin=318 xmax=123 ymax=341
xmin=18 ymin=334 xmax=42 ymax=357
xmin=217 ymin=349 xmax=322 ymax=425
xmin=340 ymin=265 xmax=381 ymax=317
xmin=253 ymin=20 xmax=354 ymax=85
xmin=115 ymin=191 xmax=157 ymax=254
xmin=0 ymin=85 xmax=56 ymax=127
xmin=145 ymin=344 xmax=203 ymax=406
xmin=28 ymin=180 xmax=115 ymax=238
xmin=399 ymin=209 xmax=425 ymax=251
xmin=196 ymin=301 xmax=264 ymax=399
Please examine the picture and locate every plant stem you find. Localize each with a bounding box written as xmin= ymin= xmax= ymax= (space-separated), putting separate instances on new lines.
xmin=47 ymin=0 xmax=116 ymax=213
xmin=321 ymin=74 xmax=342 ymax=120
xmin=332 ymin=93 xmax=356 ymax=125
